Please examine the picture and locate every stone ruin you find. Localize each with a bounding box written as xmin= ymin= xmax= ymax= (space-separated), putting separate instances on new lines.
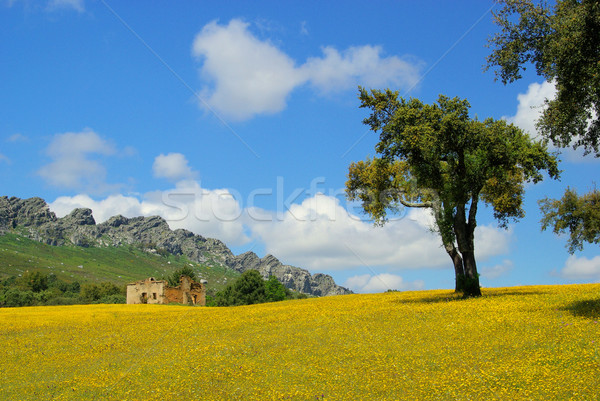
xmin=126 ymin=276 xmax=206 ymax=306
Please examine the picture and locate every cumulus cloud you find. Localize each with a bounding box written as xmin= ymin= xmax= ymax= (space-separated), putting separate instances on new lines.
xmin=192 ymin=19 xmax=304 ymax=121
xmin=505 ymin=81 xmax=598 ymax=163
xmin=344 ymin=273 xmax=425 ymax=293
xmin=153 ymin=153 xmax=198 ymax=182
xmin=50 ymin=180 xmax=249 ymax=246
xmin=480 ymin=259 xmax=513 ymax=280
xmin=560 ymin=255 xmax=600 ymax=281
xmin=302 ymin=45 xmax=422 ymax=94
xmin=38 ymin=129 xmax=116 ymax=192
xmin=192 ymin=19 xmax=423 ymax=120
xmin=249 ymin=193 xmax=512 ymax=272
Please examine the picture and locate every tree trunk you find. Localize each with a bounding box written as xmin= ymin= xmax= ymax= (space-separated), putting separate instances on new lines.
xmin=461 ymin=250 xmax=481 ymax=297
xmin=453 ymin=196 xmax=482 ymax=297
xmin=444 ymin=242 xmax=465 ymax=292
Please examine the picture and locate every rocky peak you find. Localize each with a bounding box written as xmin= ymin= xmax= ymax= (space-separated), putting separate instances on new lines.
xmin=0 ymin=196 xmax=57 ymax=229
xmin=61 ymin=208 xmax=96 ymax=226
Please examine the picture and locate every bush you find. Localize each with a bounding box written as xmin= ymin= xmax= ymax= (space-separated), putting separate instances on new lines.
xmin=0 ymin=288 xmax=35 ymax=307
xmin=17 ymin=271 xmax=48 ymax=292
xmin=80 ymin=282 xmax=123 ymax=303
xmin=265 ymin=276 xmax=290 ymax=302
xmin=167 ymin=266 xmax=197 ymax=287
xmin=97 ymin=294 xmax=126 ymax=304
xmin=214 ymin=270 xmax=267 ymax=306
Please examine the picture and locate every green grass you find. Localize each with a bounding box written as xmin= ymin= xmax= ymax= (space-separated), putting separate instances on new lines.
xmin=0 ymin=233 xmax=239 ymax=293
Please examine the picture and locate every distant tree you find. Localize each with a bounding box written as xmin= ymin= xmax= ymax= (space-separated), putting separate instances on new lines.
xmin=17 ymin=271 xmax=48 ymax=293
xmin=167 ymin=266 xmax=197 ymax=287
xmin=79 ymin=283 xmax=102 ymax=303
xmin=0 ymin=288 xmax=35 ymax=307
xmin=486 ymin=0 xmax=600 ymax=249
xmin=347 ymin=90 xmax=559 ymax=297
xmin=265 ymin=276 xmax=290 ymax=302
xmin=214 ymin=270 xmax=267 ymax=306
xmin=540 ymin=187 xmax=600 ymax=253
xmin=80 ymin=282 xmax=123 ymax=303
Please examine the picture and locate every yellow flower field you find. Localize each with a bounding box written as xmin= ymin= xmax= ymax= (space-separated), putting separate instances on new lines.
xmin=1 ymin=284 xmax=599 ymax=400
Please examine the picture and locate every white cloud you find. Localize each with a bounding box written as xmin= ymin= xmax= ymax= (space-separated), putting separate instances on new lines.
xmin=47 ymin=0 xmax=84 ymax=12
xmin=37 ymin=129 xmax=116 ymax=192
xmin=192 ymin=19 xmax=423 ymax=120
xmin=480 ymin=259 xmax=513 ymax=279
xmin=344 ymin=273 xmax=425 ymax=293
xmin=560 ymin=255 xmax=600 ymax=281
xmin=505 ymin=81 xmax=598 ymax=163
xmin=249 ymin=193 xmax=512 ymax=272
xmin=153 ymin=153 xmax=197 ymax=182
xmin=192 ymin=19 xmax=304 ymax=121
xmin=50 ymin=180 xmax=249 ymax=246
xmin=303 ymin=45 xmax=422 ymax=94
xmin=506 ymin=81 xmax=556 ymax=139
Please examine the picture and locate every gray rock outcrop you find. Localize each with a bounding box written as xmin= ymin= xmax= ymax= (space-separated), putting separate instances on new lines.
xmin=0 ymin=196 xmax=352 ymax=296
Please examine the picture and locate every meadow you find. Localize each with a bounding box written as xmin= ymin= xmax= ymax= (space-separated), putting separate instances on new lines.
xmin=1 ymin=284 xmax=599 ymax=400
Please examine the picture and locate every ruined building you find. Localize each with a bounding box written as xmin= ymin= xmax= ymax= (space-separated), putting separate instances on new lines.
xmin=126 ymin=276 xmax=206 ymax=306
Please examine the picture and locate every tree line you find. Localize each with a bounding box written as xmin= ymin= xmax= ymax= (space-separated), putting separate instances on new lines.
xmin=0 ymin=270 xmax=125 ymax=307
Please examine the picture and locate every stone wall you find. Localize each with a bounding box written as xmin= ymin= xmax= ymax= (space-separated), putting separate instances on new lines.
xmin=126 ymin=277 xmax=166 ymax=304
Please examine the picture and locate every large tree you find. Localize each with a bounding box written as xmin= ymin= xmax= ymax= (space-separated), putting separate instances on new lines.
xmin=346 ymin=89 xmax=559 ymax=297
xmin=486 ymin=0 xmax=600 ymax=251
xmin=486 ymin=0 xmax=600 ymax=155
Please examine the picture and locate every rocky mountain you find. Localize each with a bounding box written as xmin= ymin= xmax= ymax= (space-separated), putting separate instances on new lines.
xmin=0 ymin=196 xmax=352 ymax=296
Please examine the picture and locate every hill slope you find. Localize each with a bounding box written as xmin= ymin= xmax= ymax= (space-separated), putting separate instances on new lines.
xmin=0 ymin=233 xmax=239 ymax=293
xmin=0 ymin=196 xmax=351 ymax=296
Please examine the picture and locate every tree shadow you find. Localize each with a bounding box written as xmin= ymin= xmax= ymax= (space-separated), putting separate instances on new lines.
xmin=562 ymin=298 xmax=600 ymax=320
xmin=393 ymin=289 xmax=551 ymax=305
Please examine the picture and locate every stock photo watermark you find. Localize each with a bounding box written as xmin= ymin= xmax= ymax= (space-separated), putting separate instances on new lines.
xmin=160 ymin=176 xmax=409 ymax=224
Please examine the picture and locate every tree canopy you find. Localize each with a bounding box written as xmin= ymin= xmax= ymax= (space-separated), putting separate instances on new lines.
xmin=486 ymin=0 xmax=600 ymax=156
xmin=347 ymin=89 xmax=559 ymax=296
xmin=540 ymin=187 xmax=600 ymax=253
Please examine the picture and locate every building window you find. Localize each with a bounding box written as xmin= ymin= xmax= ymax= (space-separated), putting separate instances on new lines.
xmin=152 ymin=293 xmax=157 ymax=300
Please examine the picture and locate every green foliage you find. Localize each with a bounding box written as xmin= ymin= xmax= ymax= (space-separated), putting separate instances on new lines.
xmin=16 ymin=270 xmax=48 ymax=292
xmin=265 ymin=275 xmax=291 ymax=302
xmin=540 ymin=187 xmax=600 ymax=253
xmin=213 ymin=271 xmax=296 ymax=306
xmin=80 ymin=282 xmax=123 ymax=303
xmin=166 ymin=266 xmax=197 ymax=286
xmin=486 ymin=0 xmax=600 ymax=156
xmin=214 ymin=270 xmax=266 ymax=306
xmin=0 ymin=288 xmax=35 ymax=307
xmin=347 ymin=89 xmax=559 ymax=296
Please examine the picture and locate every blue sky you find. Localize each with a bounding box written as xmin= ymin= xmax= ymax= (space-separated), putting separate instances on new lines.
xmin=1 ymin=0 xmax=598 ymax=292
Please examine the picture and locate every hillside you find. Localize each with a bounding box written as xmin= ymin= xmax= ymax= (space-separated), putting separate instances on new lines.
xmin=1 ymin=284 xmax=599 ymax=400
xmin=0 ymin=196 xmax=351 ymax=296
xmin=0 ymin=233 xmax=239 ymax=293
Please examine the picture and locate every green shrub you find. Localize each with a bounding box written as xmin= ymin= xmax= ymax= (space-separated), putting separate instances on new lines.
xmin=0 ymin=288 xmax=35 ymax=307
xmin=166 ymin=266 xmax=197 ymax=286
xmin=265 ymin=276 xmax=290 ymax=302
xmin=214 ymin=270 xmax=266 ymax=306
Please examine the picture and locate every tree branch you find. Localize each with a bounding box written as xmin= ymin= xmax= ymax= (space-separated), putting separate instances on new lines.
xmin=398 ymin=199 xmax=433 ymax=208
